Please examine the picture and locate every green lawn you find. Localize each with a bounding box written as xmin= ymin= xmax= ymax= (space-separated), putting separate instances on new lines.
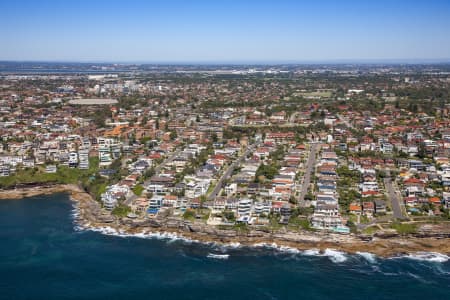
xmin=362 ymin=226 xmax=380 ymax=235
xmin=0 ymin=157 xmax=100 ymax=189
xmin=390 ymin=222 xmax=417 ymax=234
xmin=298 ymin=91 xmax=332 ymax=98
xmin=288 ymin=217 xmax=313 ymax=231
xmin=182 ymin=209 xmax=196 ymax=221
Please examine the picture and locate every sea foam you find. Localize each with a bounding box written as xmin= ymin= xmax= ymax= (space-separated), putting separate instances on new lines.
xmin=356 ymin=251 xmax=377 ymax=263
xmin=302 ymin=249 xmax=321 ymax=256
xmin=252 ymin=242 xmax=301 ymax=254
xmin=79 ymin=224 xmax=200 ymax=244
xmin=323 ymin=249 xmax=348 ymax=263
xmin=71 ymin=213 xmax=448 ymax=264
xmin=75 ymin=223 xmax=352 ymax=263
xmin=402 ymin=252 xmax=449 ymax=263
xmin=207 ymin=253 xmax=230 ymax=260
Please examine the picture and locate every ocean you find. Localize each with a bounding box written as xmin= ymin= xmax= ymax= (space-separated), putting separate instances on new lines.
xmin=0 ymin=193 xmax=449 ymax=300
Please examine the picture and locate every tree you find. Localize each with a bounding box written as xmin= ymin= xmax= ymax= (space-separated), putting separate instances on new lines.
xmin=211 ymin=133 xmax=218 ymax=143
xmin=132 ymin=184 xmax=144 ymax=196
xmin=417 ymin=142 xmax=426 ymax=159
xmin=289 ymin=196 xmax=297 ymax=205
xmin=320 ymin=110 xmax=326 ymax=118
xmin=143 ymin=167 xmax=155 ymax=180
xmin=112 ymin=204 xmax=131 ymax=217
xmin=223 ymin=210 xmax=235 ymax=222
xmin=255 ymin=163 xmax=279 ymax=182
xmin=397 ymin=150 xmax=409 ymax=159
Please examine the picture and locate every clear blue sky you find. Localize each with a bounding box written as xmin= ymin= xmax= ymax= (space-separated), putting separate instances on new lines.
xmin=1 ymin=0 xmax=450 ymax=63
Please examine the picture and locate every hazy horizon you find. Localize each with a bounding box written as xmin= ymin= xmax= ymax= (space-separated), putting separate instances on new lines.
xmin=2 ymin=59 xmax=450 ymax=65
xmin=0 ymin=58 xmax=450 ymax=66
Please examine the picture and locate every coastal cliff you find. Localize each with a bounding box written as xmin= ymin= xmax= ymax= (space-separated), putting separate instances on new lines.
xmin=1 ymin=184 xmax=450 ymax=258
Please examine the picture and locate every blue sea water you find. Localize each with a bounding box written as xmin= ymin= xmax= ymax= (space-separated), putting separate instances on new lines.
xmin=1 ymin=193 xmax=449 ymax=300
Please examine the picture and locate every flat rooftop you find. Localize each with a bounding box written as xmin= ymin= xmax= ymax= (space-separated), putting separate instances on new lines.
xmin=68 ymin=98 xmax=118 ymax=105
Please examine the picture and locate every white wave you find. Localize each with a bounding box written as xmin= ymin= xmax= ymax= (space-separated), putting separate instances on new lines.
xmin=226 ymin=242 xmax=242 ymax=249
xmin=324 ymin=249 xmax=348 ymax=263
xmin=70 ymin=204 xmax=80 ymax=218
xmin=252 ymin=243 xmax=301 ymax=254
xmin=207 ymin=253 xmax=230 ymax=260
xmin=73 ymin=224 xmax=378 ymax=265
xmin=124 ymin=231 xmax=196 ymax=244
xmin=253 ymin=242 xmax=277 ymax=249
xmin=73 ymin=225 xmax=85 ymax=232
xmin=77 ymin=220 xmax=450 ymax=265
xmin=87 ymin=226 xmax=119 ymax=235
xmin=356 ymin=252 xmax=377 ymax=263
xmin=252 ymin=242 xmax=270 ymax=248
xmin=302 ymin=249 xmax=321 ymax=256
xmin=403 ymin=252 xmax=449 ymax=263
xmin=278 ymin=245 xmax=301 ymax=254
xmin=78 ymin=224 xmax=202 ymax=245
xmin=208 ymin=242 xmax=227 ymax=251
xmin=219 ymin=242 xmax=243 ymax=250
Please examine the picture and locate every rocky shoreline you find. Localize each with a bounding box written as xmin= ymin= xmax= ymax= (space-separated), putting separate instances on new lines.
xmin=0 ymin=184 xmax=82 ymax=200
xmin=1 ymin=184 xmax=450 ymax=258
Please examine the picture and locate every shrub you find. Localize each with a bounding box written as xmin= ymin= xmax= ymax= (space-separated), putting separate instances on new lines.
xmin=183 ymin=209 xmax=196 ymax=220
xmin=390 ymin=222 xmax=417 ymax=234
xmin=112 ymin=204 xmax=131 ymax=217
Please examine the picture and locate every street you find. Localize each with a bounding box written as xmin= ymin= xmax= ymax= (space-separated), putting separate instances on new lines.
xmin=337 ymin=113 xmax=354 ymax=130
xmin=299 ymin=143 xmax=319 ymax=205
xmin=384 ymin=170 xmax=406 ymax=220
xmin=144 ymin=148 xmax=183 ymax=186
xmin=207 ymin=142 xmax=259 ymax=201
xmin=124 ymin=149 xmax=182 ymax=206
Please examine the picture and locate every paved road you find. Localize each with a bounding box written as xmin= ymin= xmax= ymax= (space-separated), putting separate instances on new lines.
xmin=299 ymin=143 xmax=319 ymax=205
xmin=337 ymin=113 xmax=354 ymax=130
xmin=143 ymin=148 xmax=183 ymax=186
xmin=207 ymin=142 xmax=259 ymax=201
xmin=124 ymin=193 xmax=138 ymax=206
xmin=156 ymin=148 xmax=182 ymax=174
xmin=289 ymin=111 xmax=301 ymax=123
xmin=123 ymin=148 xmax=183 ymax=206
xmin=384 ymin=170 xmax=406 ymax=220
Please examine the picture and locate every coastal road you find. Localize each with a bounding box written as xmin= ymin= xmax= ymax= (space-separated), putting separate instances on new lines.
xmin=299 ymin=143 xmax=319 ymax=205
xmin=207 ymin=142 xmax=259 ymax=201
xmin=384 ymin=170 xmax=406 ymax=220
